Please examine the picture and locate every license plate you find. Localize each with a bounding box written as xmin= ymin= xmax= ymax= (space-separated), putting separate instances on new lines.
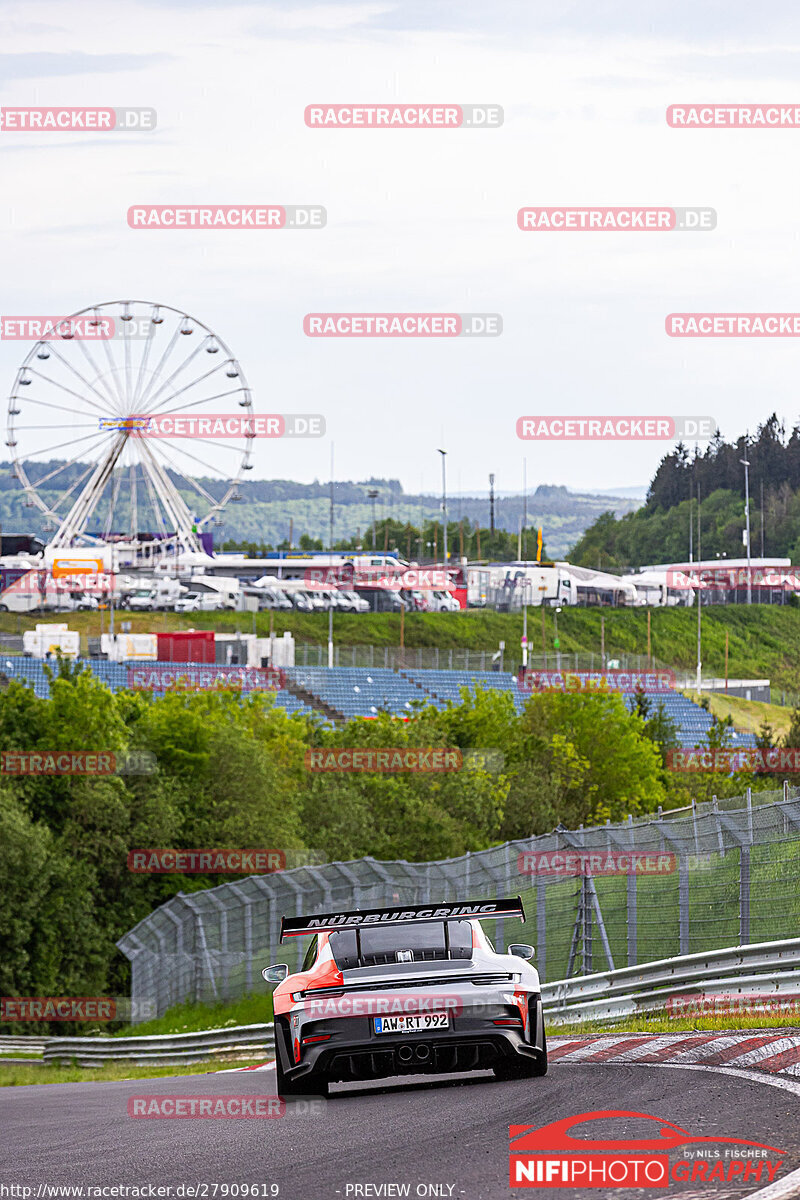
xmin=373 ymin=1012 xmax=450 ymax=1034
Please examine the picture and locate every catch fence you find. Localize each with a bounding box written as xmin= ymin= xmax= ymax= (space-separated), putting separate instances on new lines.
xmin=296 ymin=644 xmax=653 ymax=673
xmin=118 ymin=784 xmax=800 ymax=1019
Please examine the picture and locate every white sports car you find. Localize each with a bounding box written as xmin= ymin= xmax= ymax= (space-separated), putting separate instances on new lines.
xmin=262 ymin=897 xmax=548 ymax=1097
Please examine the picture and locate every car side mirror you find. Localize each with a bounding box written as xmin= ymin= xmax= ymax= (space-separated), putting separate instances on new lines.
xmin=509 ymin=944 xmax=535 ymax=960
xmin=261 ymin=964 xmax=289 ymax=983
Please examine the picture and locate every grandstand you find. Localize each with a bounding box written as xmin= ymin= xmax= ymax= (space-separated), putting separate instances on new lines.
xmin=0 ymin=657 xmax=758 ymax=748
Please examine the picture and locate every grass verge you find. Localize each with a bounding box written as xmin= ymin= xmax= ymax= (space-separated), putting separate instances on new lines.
xmin=550 ymin=1011 xmax=800 ymax=1036
xmin=703 ymin=692 xmax=791 ymax=739
xmin=0 ymin=1058 xmax=271 ymax=1087
xmin=112 ymin=994 xmax=272 ymax=1038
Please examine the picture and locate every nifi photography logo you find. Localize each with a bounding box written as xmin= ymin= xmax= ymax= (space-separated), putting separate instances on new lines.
xmin=509 ymin=1110 xmax=785 ymax=1188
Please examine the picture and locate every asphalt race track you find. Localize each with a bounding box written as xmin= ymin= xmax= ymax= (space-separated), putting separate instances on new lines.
xmin=2 ymin=1061 xmax=800 ymax=1200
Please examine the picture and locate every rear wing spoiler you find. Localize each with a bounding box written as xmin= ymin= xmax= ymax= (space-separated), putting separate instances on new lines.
xmin=280 ymin=896 xmax=525 ymax=941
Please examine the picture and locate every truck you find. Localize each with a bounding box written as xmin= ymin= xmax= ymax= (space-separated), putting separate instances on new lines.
xmin=467 ymin=563 xmax=576 ymax=610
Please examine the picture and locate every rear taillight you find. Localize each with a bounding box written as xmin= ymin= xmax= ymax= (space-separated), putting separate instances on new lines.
xmin=302 ymin=1033 xmax=332 ymax=1045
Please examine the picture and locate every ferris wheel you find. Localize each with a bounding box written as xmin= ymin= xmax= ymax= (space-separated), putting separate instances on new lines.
xmin=6 ymin=300 xmax=254 ymax=558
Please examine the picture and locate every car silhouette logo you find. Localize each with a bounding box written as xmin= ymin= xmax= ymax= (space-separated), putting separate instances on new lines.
xmin=510 ymin=1111 xmax=784 ymax=1156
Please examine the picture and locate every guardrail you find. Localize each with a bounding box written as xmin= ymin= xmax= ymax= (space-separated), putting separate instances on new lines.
xmin=0 ymin=1035 xmax=48 ymax=1055
xmin=9 ymin=937 xmax=800 ymax=1064
xmin=541 ymin=937 xmax=800 ymax=1025
xmin=42 ymin=1024 xmax=274 ymax=1067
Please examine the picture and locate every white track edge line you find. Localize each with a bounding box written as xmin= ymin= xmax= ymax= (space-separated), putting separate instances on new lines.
xmin=614 ymin=1062 xmax=800 ymax=1200
xmin=213 ymin=1060 xmax=275 ymax=1074
xmin=219 ymin=1057 xmax=800 ymax=1195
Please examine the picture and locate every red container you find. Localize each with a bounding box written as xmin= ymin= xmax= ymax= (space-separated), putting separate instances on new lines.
xmin=156 ymin=630 xmax=215 ymax=663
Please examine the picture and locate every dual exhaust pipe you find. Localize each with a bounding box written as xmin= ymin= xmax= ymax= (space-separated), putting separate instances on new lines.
xmin=397 ymin=1043 xmax=430 ymax=1063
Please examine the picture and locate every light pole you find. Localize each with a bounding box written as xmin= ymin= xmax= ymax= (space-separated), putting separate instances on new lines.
xmin=740 ymin=444 xmax=752 ymax=605
xmin=328 ymin=602 xmax=334 ymax=669
xmin=554 ymin=605 xmax=562 ymax=670
xmin=521 ymin=579 xmax=532 ymax=669
xmin=367 ymin=489 xmax=379 ymax=550
xmin=437 ymin=449 xmax=448 ymax=566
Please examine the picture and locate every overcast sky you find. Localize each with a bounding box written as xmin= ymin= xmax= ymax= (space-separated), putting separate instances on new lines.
xmin=2 ymin=0 xmax=800 ymax=501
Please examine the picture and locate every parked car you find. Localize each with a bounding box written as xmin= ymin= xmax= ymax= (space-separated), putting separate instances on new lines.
xmin=129 ymin=587 xmax=158 ymax=612
xmin=74 ymin=593 xmax=99 ymax=611
xmin=331 ymin=590 xmax=362 ymax=613
xmin=289 ymin=590 xmax=316 ymax=613
xmin=398 ymin=589 xmax=421 ymax=612
xmin=271 ymin=587 xmax=294 ymax=610
xmin=340 ymin=589 xmax=370 ymax=613
xmin=174 ymin=591 xmax=226 ymax=613
xmin=432 ymin=590 xmax=461 ymax=612
xmin=359 ymin=588 xmax=410 ymax=613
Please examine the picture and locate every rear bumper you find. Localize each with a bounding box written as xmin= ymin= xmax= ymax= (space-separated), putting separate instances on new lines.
xmin=277 ymin=997 xmax=546 ymax=1084
xmin=320 ymin=1029 xmax=539 ymax=1082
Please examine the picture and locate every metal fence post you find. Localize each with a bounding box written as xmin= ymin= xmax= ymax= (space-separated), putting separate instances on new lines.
xmin=626 ymin=814 xmax=637 ymax=966
xmin=179 ymin=894 xmax=220 ymax=1005
xmin=678 ymin=854 xmax=689 ymax=955
xmin=536 ymin=877 xmax=546 ymax=982
xmin=740 ymin=846 xmax=751 ymax=945
xmin=582 ymin=877 xmax=593 ymax=975
xmin=712 ymin=796 xmax=725 ymax=857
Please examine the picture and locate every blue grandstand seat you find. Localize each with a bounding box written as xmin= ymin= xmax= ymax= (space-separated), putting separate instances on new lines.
xmin=0 ymin=657 xmax=762 ymax=748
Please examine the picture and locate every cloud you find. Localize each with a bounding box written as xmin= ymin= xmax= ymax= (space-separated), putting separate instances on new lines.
xmin=0 ymin=51 xmax=171 ymax=81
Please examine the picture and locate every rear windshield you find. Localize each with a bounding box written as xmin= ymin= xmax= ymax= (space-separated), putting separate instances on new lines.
xmin=329 ymin=920 xmax=472 ymax=969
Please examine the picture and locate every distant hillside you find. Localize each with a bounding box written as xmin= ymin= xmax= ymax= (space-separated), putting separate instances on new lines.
xmin=0 ymin=463 xmax=640 ymax=559
xmin=571 ymin=417 xmax=800 ymax=569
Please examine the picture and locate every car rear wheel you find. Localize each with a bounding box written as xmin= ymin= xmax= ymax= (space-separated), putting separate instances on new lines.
xmin=493 ymin=1029 xmax=548 ymax=1080
xmin=274 ymin=1020 xmax=329 ymax=1098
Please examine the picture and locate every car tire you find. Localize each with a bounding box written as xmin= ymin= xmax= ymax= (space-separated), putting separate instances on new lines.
xmin=274 ymin=1019 xmax=329 ymax=1098
xmin=493 ymin=1028 xmax=548 ymax=1080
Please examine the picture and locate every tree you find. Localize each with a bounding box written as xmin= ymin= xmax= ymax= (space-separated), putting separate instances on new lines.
xmin=503 ymin=691 xmax=666 ymax=834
